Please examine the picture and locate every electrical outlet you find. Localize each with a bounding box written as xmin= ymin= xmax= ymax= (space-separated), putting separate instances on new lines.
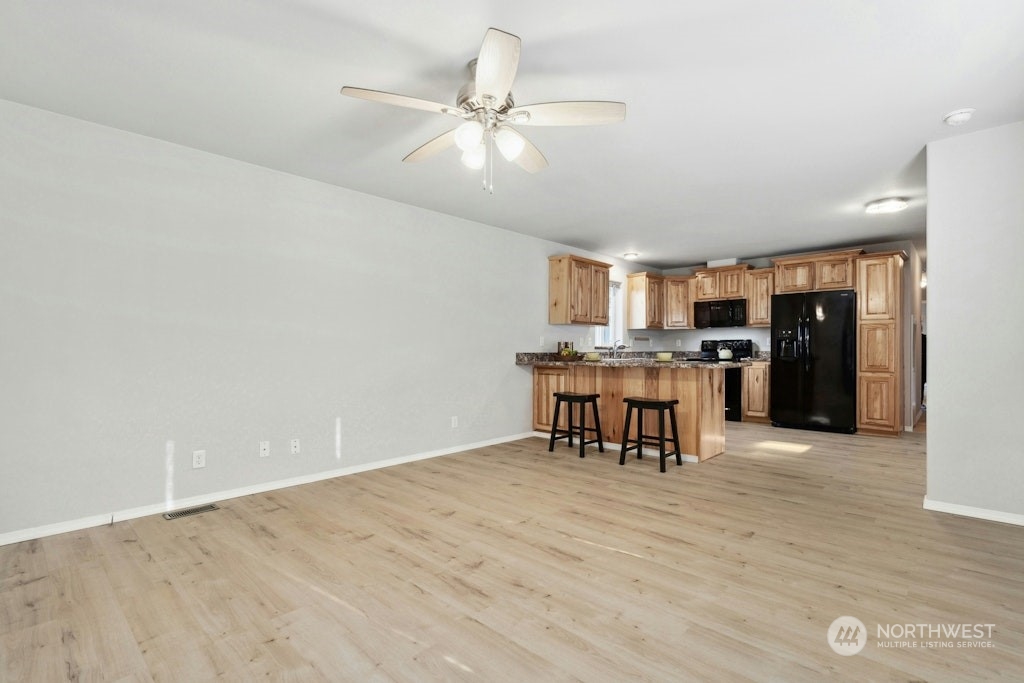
xmin=290 ymin=438 xmax=300 ymax=454
xmin=192 ymin=450 xmax=206 ymax=469
xmin=539 ymin=336 xmax=545 ymax=348
xmin=259 ymin=441 xmax=270 ymax=458
xmin=451 ymin=416 xmax=458 ymax=429
xmin=676 ymin=339 xmax=682 ymax=347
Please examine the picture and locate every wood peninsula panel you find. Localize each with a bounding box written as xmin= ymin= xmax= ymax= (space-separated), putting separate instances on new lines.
xmin=661 ymin=367 xmax=725 ymax=459
xmin=535 ymin=364 xmax=727 ymax=461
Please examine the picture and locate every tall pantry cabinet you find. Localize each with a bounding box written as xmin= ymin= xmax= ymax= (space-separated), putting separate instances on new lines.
xmin=855 ymin=252 xmax=904 ymax=434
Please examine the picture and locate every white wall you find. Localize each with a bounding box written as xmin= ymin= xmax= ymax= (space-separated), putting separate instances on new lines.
xmin=0 ymin=99 xmax=637 ymax=538
xmin=926 ymin=120 xmax=1024 ymax=519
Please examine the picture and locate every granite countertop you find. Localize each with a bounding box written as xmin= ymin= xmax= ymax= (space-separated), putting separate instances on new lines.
xmin=516 ymin=351 xmax=767 ymax=368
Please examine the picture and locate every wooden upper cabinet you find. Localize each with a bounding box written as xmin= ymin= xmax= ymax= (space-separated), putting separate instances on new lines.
xmin=774 ymin=249 xmax=862 ymax=293
xmin=745 ymin=268 xmax=774 ymax=327
xmin=590 ymin=265 xmax=610 ymax=325
xmin=626 ymin=272 xmax=665 ymax=329
xmin=857 ymin=254 xmax=901 ymax=321
xmin=815 ymin=256 xmax=856 ymax=290
xmin=775 ymin=261 xmax=814 ymax=293
xmin=720 ymin=266 xmax=747 ymax=298
xmin=693 ymin=271 xmax=720 ymax=300
xmin=665 ymin=276 xmax=694 ymax=329
xmin=569 ymin=258 xmax=593 ymax=322
xmin=548 ymin=254 xmax=612 ymax=325
xmin=694 ymin=264 xmax=750 ymax=300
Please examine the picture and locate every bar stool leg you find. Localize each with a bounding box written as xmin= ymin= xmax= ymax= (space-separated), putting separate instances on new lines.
xmin=590 ymin=399 xmax=605 ymax=453
xmin=658 ymin=408 xmax=667 ymax=473
xmin=578 ymin=401 xmax=587 ymax=458
xmin=619 ymin=404 xmax=632 ymax=465
xmin=548 ymin=397 xmax=562 ymax=452
xmin=636 ymin=407 xmax=644 ymax=459
xmin=566 ymin=401 xmax=575 ymax=448
xmin=669 ymin=405 xmax=682 ymax=467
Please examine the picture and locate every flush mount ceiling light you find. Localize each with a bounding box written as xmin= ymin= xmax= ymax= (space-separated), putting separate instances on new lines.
xmin=341 ymin=28 xmax=625 ymax=194
xmin=864 ymin=197 xmax=909 ymax=214
xmin=623 ymin=252 xmax=639 ymax=260
xmin=943 ymin=108 xmax=975 ymax=126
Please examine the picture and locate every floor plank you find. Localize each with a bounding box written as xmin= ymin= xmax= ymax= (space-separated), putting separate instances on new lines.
xmin=2 ymin=423 xmax=1023 ymax=681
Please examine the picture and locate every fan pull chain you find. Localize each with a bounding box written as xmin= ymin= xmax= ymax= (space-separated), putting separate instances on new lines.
xmin=484 ymin=132 xmax=494 ymax=194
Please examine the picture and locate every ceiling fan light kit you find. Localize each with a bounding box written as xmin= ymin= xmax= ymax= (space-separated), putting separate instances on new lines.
xmin=341 ymin=27 xmax=625 ymax=193
xmin=943 ymin=108 xmax=975 ymax=126
xmin=864 ymin=197 xmax=909 ymax=214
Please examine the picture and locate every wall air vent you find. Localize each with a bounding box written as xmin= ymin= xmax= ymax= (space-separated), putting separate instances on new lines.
xmin=162 ymin=503 xmax=219 ymax=520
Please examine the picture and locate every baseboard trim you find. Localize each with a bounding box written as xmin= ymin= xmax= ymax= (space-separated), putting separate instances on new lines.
xmin=0 ymin=431 xmax=537 ymax=547
xmin=528 ymin=431 xmax=700 ymax=463
xmin=923 ymin=497 xmax=1024 ymax=527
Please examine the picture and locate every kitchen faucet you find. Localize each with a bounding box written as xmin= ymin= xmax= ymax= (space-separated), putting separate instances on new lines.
xmin=611 ymin=339 xmax=628 ymax=359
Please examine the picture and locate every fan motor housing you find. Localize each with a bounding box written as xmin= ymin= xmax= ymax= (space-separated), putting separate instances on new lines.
xmin=457 ymin=59 xmax=515 ymax=113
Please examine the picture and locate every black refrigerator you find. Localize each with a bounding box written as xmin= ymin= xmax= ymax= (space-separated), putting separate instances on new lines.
xmin=770 ymin=290 xmax=857 ymax=433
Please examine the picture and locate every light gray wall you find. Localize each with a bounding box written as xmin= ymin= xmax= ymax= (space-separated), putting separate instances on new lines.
xmin=0 ymin=99 xmax=638 ymax=536
xmin=926 ymin=120 xmax=1024 ymax=516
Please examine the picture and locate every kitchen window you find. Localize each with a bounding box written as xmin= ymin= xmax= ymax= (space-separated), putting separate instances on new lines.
xmin=595 ymin=281 xmax=623 ymax=348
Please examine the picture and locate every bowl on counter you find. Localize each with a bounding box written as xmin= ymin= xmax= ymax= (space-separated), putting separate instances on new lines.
xmin=584 ymin=352 xmax=602 ymax=361
xmin=655 ymin=352 xmax=673 ymax=362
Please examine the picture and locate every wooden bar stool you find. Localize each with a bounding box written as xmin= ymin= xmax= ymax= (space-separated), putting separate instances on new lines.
xmin=548 ymin=392 xmax=605 ymax=458
xmin=620 ymin=397 xmax=682 ymax=472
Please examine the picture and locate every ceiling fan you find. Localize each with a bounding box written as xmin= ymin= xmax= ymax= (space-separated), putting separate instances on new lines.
xmin=341 ymin=28 xmax=626 ymax=191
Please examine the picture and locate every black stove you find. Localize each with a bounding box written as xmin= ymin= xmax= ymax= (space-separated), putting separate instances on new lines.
xmin=700 ymin=339 xmax=754 ymax=360
xmin=701 ymin=339 xmax=754 ymax=421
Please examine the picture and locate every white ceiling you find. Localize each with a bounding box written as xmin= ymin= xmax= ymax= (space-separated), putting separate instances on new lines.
xmin=3 ymin=1 xmax=1023 ymax=268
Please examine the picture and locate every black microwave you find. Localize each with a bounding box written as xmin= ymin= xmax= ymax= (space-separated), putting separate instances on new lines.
xmin=694 ymin=299 xmax=747 ymax=328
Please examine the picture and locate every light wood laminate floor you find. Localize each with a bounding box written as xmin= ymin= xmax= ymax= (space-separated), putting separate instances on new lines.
xmin=2 ymin=423 xmax=1023 ymax=681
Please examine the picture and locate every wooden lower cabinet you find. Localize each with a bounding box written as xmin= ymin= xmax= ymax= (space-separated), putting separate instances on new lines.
xmin=742 ymin=362 xmax=770 ymax=421
xmin=532 ymin=367 xmax=569 ymax=431
xmin=858 ymin=373 xmax=897 ymax=432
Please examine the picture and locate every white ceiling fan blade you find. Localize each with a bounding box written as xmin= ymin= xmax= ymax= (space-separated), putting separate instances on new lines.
xmin=475 ymin=28 xmax=521 ymax=107
xmin=510 ymin=130 xmax=548 ymax=174
xmin=402 ymin=129 xmax=457 ymax=163
xmin=507 ymin=101 xmax=626 ymax=126
xmin=341 ymin=86 xmax=455 ymax=116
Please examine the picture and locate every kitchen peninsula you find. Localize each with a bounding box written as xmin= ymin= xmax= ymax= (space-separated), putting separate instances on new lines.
xmin=517 ymin=355 xmax=751 ymax=462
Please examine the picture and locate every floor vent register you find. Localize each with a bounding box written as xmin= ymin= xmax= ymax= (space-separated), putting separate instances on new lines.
xmin=162 ymin=503 xmax=220 ymax=520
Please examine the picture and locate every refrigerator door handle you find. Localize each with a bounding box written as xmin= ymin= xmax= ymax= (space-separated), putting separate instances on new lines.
xmin=803 ymin=317 xmax=812 ymax=371
xmin=796 ymin=316 xmax=805 ymax=360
